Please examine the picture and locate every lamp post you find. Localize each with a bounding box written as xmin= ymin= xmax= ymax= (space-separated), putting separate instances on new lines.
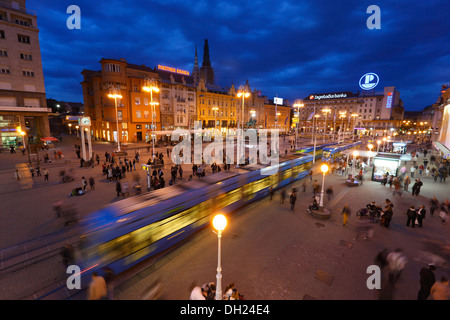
xmin=237 ymin=86 xmax=250 ymax=167
xmin=382 ymin=137 xmax=387 ymax=152
xmin=338 ymin=111 xmax=346 ymax=143
xmin=212 ymin=106 xmax=219 ymax=133
xmin=352 ymin=150 xmax=359 ymax=179
xmin=107 ymin=90 xmax=123 ymax=152
xmin=75 ymin=125 xmax=79 ymax=139
xmin=213 ymin=214 xmax=227 ymax=300
xmin=319 ymin=164 xmax=329 ymax=210
xmin=143 ymin=79 xmax=160 ymax=159
xmin=376 ymin=140 xmax=381 ymax=152
xmin=293 ymin=100 xmax=304 ymax=149
xmin=322 ymin=108 xmax=331 ymax=143
xmin=68 ymin=123 xmax=72 ymax=135
xmin=19 ymin=130 xmax=31 ymax=163
xmin=367 ymin=143 xmax=374 ymax=166
xmin=313 ymin=114 xmax=320 ymax=164
xmin=351 ymin=113 xmax=358 ymax=140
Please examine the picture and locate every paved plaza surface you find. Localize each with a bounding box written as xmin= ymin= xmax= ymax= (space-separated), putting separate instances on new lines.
xmin=0 ymin=133 xmax=449 ymax=300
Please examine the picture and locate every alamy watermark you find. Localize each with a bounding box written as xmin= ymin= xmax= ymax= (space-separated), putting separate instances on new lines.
xmin=169 ymin=124 xmax=280 ymax=175
xmin=66 ymin=5 xmax=81 ymax=30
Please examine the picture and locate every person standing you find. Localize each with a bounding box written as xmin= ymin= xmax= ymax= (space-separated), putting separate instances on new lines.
xmin=430 ymin=196 xmax=439 ymax=217
xmin=116 ymin=180 xmax=122 ymax=197
xmin=280 ymin=189 xmax=286 ymax=205
xmin=81 ymin=176 xmax=87 ymax=191
xmin=342 ymin=204 xmax=351 ymax=226
xmin=383 ymin=199 xmax=394 ymax=228
xmin=417 ymin=264 xmax=436 ymax=300
xmin=416 ymin=205 xmax=426 ymax=227
xmin=406 ymin=206 xmax=417 ymax=228
xmin=43 ymin=168 xmax=49 ymax=182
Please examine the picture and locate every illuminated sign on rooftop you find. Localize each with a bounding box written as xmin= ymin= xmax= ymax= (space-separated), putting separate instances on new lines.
xmin=309 ymin=93 xmax=349 ymax=100
xmin=157 ymin=64 xmax=190 ymax=76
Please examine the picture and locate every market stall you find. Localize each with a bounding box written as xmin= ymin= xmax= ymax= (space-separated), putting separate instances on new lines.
xmin=372 ymin=153 xmax=402 ymax=181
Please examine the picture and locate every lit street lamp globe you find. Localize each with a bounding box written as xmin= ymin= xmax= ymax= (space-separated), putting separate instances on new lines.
xmin=213 ymin=214 xmax=227 ymax=232
xmin=321 ymin=164 xmax=329 ymax=174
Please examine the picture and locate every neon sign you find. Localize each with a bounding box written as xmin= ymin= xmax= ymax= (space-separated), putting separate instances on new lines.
xmin=386 ymin=92 xmax=393 ymax=109
xmin=157 ymin=65 xmax=190 ymax=76
xmin=359 ymin=72 xmax=379 ymax=90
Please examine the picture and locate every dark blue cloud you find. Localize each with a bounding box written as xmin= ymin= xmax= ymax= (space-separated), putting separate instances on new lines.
xmin=30 ymin=0 xmax=450 ymax=110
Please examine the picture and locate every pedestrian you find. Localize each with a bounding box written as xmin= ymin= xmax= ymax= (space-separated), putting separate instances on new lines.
xmin=102 ymin=267 xmax=115 ymax=300
xmin=280 ymin=189 xmax=286 ymax=205
xmin=88 ymin=272 xmax=107 ymax=300
xmin=15 ymin=169 xmax=20 ymax=182
xmin=60 ymin=243 xmax=74 ymax=269
xmin=416 ymin=205 xmax=426 ymax=227
xmin=308 ymin=170 xmax=313 ymax=181
xmin=410 ymin=166 xmax=415 ymax=178
xmin=81 ymin=176 xmax=87 ymax=191
xmin=269 ymin=186 xmax=274 ymax=201
xmin=179 ymin=166 xmax=183 ymax=180
xmin=43 ymin=168 xmax=49 ymax=182
xmin=382 ymin=199 xmax=394 ymax=228
xmin=439 ymin=200 xmax=449 ymax=225
xmin=386 ymin=249 xmax=408 ymax=285
xmin=406 ymin=205 xmax=417 ymax=228
xmin=302 ymin=181 xmax=307 ymax=193
xmin=430 ymin=196 xmax=439 ymax=217
xmin=430 ymin=277 xmax=449 ymax=300
xmin=116 ymin=180 xmax=122 ymax=197
xmin=417 ymin=264 xmax=436 ymax=300
xmin=326 ymin=186 xmax=334 ymax=201
xmin=404 ymin=175 xmax=411 ymax=191
xmin=342 ymin=203 xmax=351 ymax=226
xmin=290 ymin=192 xmax=297 ymax=212
xmin=89 ymin=177 xmax=95 ymax=190
xmin=414 ymin=178 xmax=423 ymax=196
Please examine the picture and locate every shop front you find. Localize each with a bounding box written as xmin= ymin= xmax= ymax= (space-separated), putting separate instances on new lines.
xmin=372 ymin=153 xmax=402 ymax=181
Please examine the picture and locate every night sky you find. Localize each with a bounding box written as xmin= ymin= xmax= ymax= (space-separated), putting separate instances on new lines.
xmin=31 ymin=0 xmax=449 ymax=111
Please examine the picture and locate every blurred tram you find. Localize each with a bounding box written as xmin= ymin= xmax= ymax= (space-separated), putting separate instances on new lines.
xmin=76 ymin=153 xmax=314 ymax=288
xmin=321 ymin=141 xmax=362 ymax=162
xmin=294 ymin=142 xmax=339 ymax=160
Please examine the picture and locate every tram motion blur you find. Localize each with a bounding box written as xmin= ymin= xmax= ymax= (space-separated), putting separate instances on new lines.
xmin=76 ymin=153 xmax=314 ymax=288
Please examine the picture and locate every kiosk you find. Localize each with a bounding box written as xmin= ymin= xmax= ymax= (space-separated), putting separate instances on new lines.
xmin=372 ymin=153 xmax=402 ymax=181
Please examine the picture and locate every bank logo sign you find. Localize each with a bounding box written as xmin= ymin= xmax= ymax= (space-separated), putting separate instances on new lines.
xmin=359 ymin=73 xmax=379 ymax=90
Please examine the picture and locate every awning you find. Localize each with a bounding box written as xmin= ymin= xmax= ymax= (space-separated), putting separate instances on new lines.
xmin=40 ymin=137 xmax=58 ymax=141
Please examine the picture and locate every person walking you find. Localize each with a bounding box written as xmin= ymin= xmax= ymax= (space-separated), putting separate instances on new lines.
xmin=342 ymin=203 xmax=351 ymax=226
xmin=116 ymin=180 xmax=122 ymax=197
xmin=403 ymin=175 xmax=411 ymax=192
xmin=43 ymin=168 xmax=49 ymax=182
xmin=417 ymin=264 xmax=436 ymax=300
xmin=89 ymin=177 xmax=95 ymax=190
xmin=383 ymin=199 xmax=394 ymax=228
xmin=414 ymin=178 xmax=423 ymax=196
xmin=406 ymin=205 xmax=417 ymax=228
xmin=269 ymin=186 xmax=274 ymax=201
xmin=430 ymin=196 xmax=439 ymax=217
xmin=439 ymin=200 xmax=448 ymax=225
xmin=14 ymin=169 xmax=20 ymax=182
xmin=430 ymin=277 xmax=449 ymax=300
xmin=290 ymin=192 xmax=297 ymax=212
xmin=81 ymin=176 xmax=87 ymax=191
xmin=88 ymin=272 xmax=107 ymax=300
xmin=280 ymin=189 xmax=286 ymax=205
xmin=410 ymin=166 xmax=415 ymax=178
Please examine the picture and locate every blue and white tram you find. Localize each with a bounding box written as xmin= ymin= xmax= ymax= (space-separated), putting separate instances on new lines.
xmin=321 ymin=141 xmax=362 ymax=162
xmin=294 ymin=142 xmax=339 ymax=160
xmin=77 ymin=153 xmax=314 ymax=287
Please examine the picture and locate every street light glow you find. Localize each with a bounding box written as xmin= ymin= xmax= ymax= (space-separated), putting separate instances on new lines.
xmin=213 ymin=214 xmax=227 ymax=232
xmin=321 ymin=164 xmax=329 ymax=173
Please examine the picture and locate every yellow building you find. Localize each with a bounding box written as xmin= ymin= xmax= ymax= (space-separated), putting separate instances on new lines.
xmin=196 ymin=77 xmax=237 ymax=132
xmin=264 ymin=98 xmax=291 ymax=133
xmin=81 ymin=58 xmax=161 ymax=144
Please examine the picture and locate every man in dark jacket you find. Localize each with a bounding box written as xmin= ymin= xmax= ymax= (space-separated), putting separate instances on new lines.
xmin=418 ymin=264 xmax=436 ymax=300
xmin=406 ymin=205 xmax=417 ymax=228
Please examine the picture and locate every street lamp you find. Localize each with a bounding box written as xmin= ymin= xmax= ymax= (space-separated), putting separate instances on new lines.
xmin=143 ymin=79 xmax=160 ymax=159
xmin=212 ymin=107 xmax=219 ymax=133
xmin=352 ymin=150 xmax=359 ymax=179
xmin=237 ymin=85 xmax=250 ymax=132
xmin=319 ymin=164 xmax=329 ymax=210
xmin=367 ymin=143 xmax=374 ymax=166
xmin=382 ymin=137 xmax=387 ymax=152
xmin=19 ymin=130 xmax=31 ymax=163
xmin=376 ymin=140 xmax=381 ymax=152
xmin=293 ymin=100 xmax=304 ymax=149
xmin=213 ymin=214 xmax=227 ymax=300
xmin=313 ymin=114 xmax=320 ymax=164
xmin=75 ymin=125 xmax=80 ymax=139
xmin=338 ymin=111 xmax=347 ymax=143
xmin=322 ymin=108 xmax=331 ymax=143
xmin=107 ymin=90 xmax=123 ymax=152
xmin=351 ymin=113 xmax=358 ymax=139
xmin=68 ymin=123 xmax=72 ymax=135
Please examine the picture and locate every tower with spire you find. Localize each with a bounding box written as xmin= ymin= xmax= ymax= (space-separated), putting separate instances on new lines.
xmin=192 ymin=44 xmax=200 ymax=84
xmin=200 ymin=39 xmax=215 ymax=85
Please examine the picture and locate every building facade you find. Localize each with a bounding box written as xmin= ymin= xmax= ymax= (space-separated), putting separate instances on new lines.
xmin=298 ymin=87 xmax=404 ymax=138
xmin=264 ymin=98 xmax=291 ymax=133
xmin=81 ymin=58 xmax=161 ymax=144
xmin=0 ymin=0 xmax=49 ymax=148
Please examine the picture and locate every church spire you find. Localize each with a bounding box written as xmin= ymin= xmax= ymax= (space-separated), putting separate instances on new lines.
xmin=202 ymin=39 xmax=211 ymax=67
xmin=193 ymin=43 xmax=200 ymax=84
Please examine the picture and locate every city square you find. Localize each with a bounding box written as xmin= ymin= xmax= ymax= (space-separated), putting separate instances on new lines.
xmin=0 ymin=0 xmax=449 ymax=313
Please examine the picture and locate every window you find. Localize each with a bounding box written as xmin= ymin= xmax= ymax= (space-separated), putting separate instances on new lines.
xmin=117 ymin=111 xmax=123 ymax=121
xmin=0 ymin=67 xmax=10 ymax=74
xmin=136 ymin=110 xmax=141 ymax=119
xmin=20 ymin=53 xmax=32 ymax=60
xmin=22 ymin=70 xmax=34 ymax=77
xmin=104 ymin=63 xmax=121 ymax=72
xmin=0 ymin=30 xmax=4 ymax=39
xmin=18 ymin=34 xmax=30 ymax=44
xmin=135 ymin=97 xmax=140 ymax=105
